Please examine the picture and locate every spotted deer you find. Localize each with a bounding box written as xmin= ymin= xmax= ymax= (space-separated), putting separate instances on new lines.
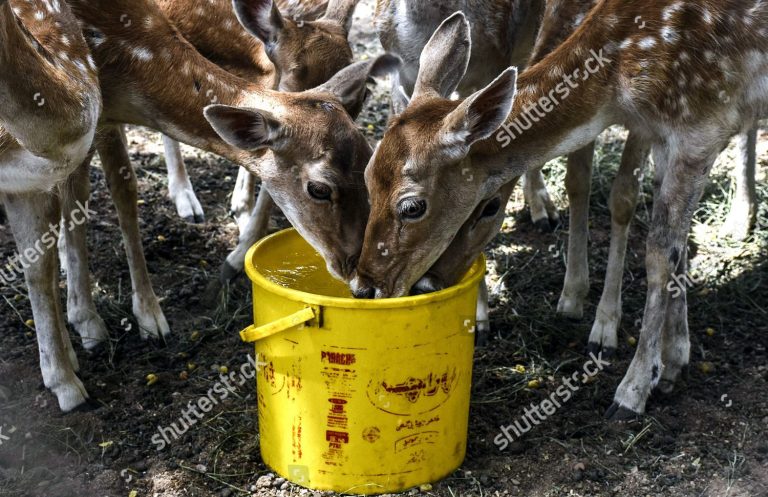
xmin=0 ymin=0 xmax=101 ymax=411
xmin=20 ymin=0 xmax=394 ymax=411
xmin=377 ymin=0 xmax=760 ymax=346
xmin=444 ymin=0 xmax=760 ymax=352
xmin=374 ymin=0 xmax=561 ymax=232
xmin=153 ymin=0 xmax=361 ymax=291
xmin=155 ymin=0 xmax=354 ymax=227
xmin=355 ymin=2 xmax=767 ymax=418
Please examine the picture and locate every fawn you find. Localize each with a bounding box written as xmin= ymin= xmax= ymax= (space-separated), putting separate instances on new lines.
xmin=374 ymin=0 xmax=561 ymax=232
xmin=424 ymin=0 xmax=760 ymax=353
xmin=0 ymin=0 xmax=102 ymax=411
xmin=156 ymin=0 xmax=355 ymax=227
xmin=5 ymin=0 xmax=396 ymax=411
xmin=375 ymin=0 xmax=760 ymax=351
xmin=355 ymin=1 xmax=767 ymax=418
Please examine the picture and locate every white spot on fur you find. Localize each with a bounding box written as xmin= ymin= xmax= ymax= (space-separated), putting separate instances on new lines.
xmin=131 ymin=47 xmax=153 ymax=61
xmin=662 ymin=1 xmax=684 ymax=21
xmin=638 ymin=37 xmax=657 ymax=50
xmin=661 ymin=27 xmax=679 ymax=44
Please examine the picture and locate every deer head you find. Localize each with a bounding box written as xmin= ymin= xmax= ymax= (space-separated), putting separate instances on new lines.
xmin=206 ymin=54 xmax=401 ymax=282
xmin=411 ymin=181 xmax=516 ymax=295
xmin=352 ymin=13 xmax=518 ymax=298
xmin=233 ymin=0 xmax=359 ymax=92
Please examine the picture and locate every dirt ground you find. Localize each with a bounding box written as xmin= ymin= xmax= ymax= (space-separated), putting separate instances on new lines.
xmin=1 ymin=2 xmax=768 ymax=496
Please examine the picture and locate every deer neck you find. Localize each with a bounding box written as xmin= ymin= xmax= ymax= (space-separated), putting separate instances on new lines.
xmin=474 ymin=10 xmax=625 ymax=188
xmin=156 ymin=0 xmax=276 ymax=87
xmin=70 ymin=0 xmax=277 ymax=165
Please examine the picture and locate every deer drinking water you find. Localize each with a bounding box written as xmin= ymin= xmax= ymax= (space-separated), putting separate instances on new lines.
xmin=155 ymin=0 xmax=354 ymax=227
xmin=374 ymin=0 xmax=560 ymax=231
xmin=373 ymin=0 xmax=760 ymax=350
xmin=354 ymin=1 xmax=767 ymax=418
xmin=5 ymin=0 xmax=396 ymax=411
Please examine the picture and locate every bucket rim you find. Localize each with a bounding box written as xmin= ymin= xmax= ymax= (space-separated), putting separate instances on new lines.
xmin=245 ymin=229 xmax=486 ymax=309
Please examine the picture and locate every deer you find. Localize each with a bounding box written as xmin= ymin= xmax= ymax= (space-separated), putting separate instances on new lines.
xmin=154 ymin=0 xmax=352 ymax=227
xmin=56 ymin=0 xmax=360 ymax=287
xmin=354 ymin=2 xmax=767 ymax=419
xmin=374 ymin=0 xmax=561 ymax=233
xmin=375 ymin=0 xmax=760 ymax=348
xmin=144 ymin=0 xmax=362 ymax=292
xmin=18 ymin=0 xmax=395 ymax=411
xmin=524 ymin=0 xmax=760 ymax=357
xmin=0 ymin=0 xmax=102 ymax=411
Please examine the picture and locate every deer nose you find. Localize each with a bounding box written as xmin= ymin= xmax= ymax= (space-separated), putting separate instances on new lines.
xmin=350 ymin=273 xmax=377 ymax=299
xmin=353 ymin=287 xmax=376 ymax=299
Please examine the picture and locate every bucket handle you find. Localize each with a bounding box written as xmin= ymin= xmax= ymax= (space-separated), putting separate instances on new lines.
xmin=240 ymin=306 xmax=318 ymax=343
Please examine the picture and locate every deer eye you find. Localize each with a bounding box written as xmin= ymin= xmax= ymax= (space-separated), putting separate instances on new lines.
xmin=397 ymin=197 xmax=427 ymax=221
xmin=307 ymin=181 xmax=332 ymax=201
xmin=481 ymin=197 xmax=502 ymax=218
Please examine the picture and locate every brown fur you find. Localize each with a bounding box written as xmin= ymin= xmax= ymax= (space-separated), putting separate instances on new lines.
xmin=358 ymin=0 xmax=768 ymax=418
xmin=359 ymin=0 xmax=768 ymax=295
xmin=67 ymin=0 xmax=381 ymax=273
xmin=0 ymin=0 xmax=102 ymax=411
xmin=0 ymin=0 xmax=98 ymax=165
xmin=157 ymin=0 xmax=276 ymax=84
xmin=157 ymin=0 xmax=353 ymax=91
xmin=276 ymin=0 xmax=329 ymax=20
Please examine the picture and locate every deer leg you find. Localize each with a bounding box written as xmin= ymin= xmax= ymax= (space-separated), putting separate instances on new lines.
xmin=557 ymin=142 xmax=595 ymax=319
xmin=163 ymin=135 xmax=205 ymax=224
xmin=588 ymin=134 xmax=648 ymax=356
xmin=57 ymin=218 xmax=69 ymax=274
xmin=2 ymin=192 xmax=89 ymax=411
xmin=722 ymin=128 xmax=757 ymax=240
xmin=59 ymin=152 xmax=109 ymax=351
xmin=230 ymin=167 xmax=256 ymax=233
xmin=607 ymin=148 xmax=714 ymax=420
xmin=98 ymin=126 xmax=170 ymax=339
xmin=655 ymin=247 xmax=691 ymax=395
xmin=221 ymin=186 xmax=274 ymax=281
xmin=523 ymin=169 xmax=559 ymax=232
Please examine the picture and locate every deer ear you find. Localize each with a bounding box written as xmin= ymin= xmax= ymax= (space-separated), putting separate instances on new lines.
xmin=321 ymin=0 xmax=359 ymax=34
xmin=390 ymin=71 xmax=411 ymax=118
xmin=317 ymin=53 xmax=402 ymax=118
xmin=232 ymin=0 xmax=284 ymax=46
xmin=412 ymin=12 xmax=471 ymax=100
xmin=204 ymin=105 xmax=283 ymax=152
xmin=441 ymin=67 xmax=517 ymax=149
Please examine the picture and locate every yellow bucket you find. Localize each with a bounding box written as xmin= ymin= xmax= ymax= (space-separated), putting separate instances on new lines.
xmin=241 ymin=229 xmax=485 ymax=495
